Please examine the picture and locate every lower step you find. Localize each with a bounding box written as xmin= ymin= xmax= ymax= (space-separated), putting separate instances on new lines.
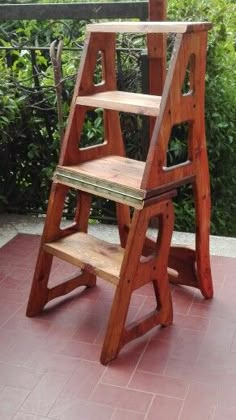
xmin=44 ymin=232 xmax=123 ymax=285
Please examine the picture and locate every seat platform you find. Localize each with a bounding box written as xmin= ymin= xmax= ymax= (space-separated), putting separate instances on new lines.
xmin=54 ymin=156 xmax=146 ymax=208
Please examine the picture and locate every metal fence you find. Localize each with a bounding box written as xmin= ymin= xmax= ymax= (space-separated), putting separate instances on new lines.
xmin=0 ymin=2 xmax=148 ymax=20
xmin=0 ymin=1 xmax=150 ymax=217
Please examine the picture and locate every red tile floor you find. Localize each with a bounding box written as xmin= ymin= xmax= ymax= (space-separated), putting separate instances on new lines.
xmin=0 ymin=233 xmax=235 ymax=420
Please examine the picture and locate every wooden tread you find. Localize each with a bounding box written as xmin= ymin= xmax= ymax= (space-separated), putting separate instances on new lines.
xmin=87 ymin=21 xmax=212 ymax=34
xmin=54 ymin=156 xmax=146 ymax=208
xmin=44 ymin=232 xmax=124 ymax=285
xmin=76 ymin=91 xmax=162 ymax=117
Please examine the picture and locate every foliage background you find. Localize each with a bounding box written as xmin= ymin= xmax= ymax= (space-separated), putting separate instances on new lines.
xmin=0 ymin=0 xmax=235 ymax=235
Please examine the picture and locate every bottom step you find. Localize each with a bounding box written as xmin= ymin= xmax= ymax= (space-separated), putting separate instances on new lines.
xmin=44 ymin=232 xmax=124 ymax=285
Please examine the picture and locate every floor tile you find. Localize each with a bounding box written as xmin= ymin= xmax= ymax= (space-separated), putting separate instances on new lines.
xmin=146 ymin=395 xmax=183 ymax=420
xmin=0 ymin=330 xmax=47 ymax=365
xmin=173 ymin=313 xmax=210 ymax=331
xmin=91 ymin=383 xmax=152 ymax=413
xmin=129 ymin=370 xmax=188 ymax=399
xmin=72 ymin=312 xmax=107 ymax=343
xmin=0 ymin=234 xmax=236 ymax=419
xmin=136 ymin=338 xmax=171 ymax=374
xmin=101 ymin=351 xmax=141 ymax=387
xmin=169 ymin=327 xmax=205 ymax=363
xmin=179 ymin=382 xmax=219 ymax=420
xmin=0 ymin=301 xmax=23 ymax=327
xmin=0 ymin=286 xmax=27 ymax=304
xmin=112 ymin=408 xmax=145 ymax=419
xmin=60 ymin=360 xmax=105 ymax=399
xmin=13 ymin=413 xmax=51 ymax=420
xmin=49 ymin=398 xmax=114 ymax=420
xmin=2 ymin=314 xmax=52 ymax=337
xmin=24 ymin=350 xmax=82 ymax=373
xmin=172 ymin=287 xmax=195 ymax=315
xmin=0 ymin=386 xmax=30 ymax=415
xmin=59 ymin=339 xmax=102 ymax=361
xmin=20 ymin=371 xmax=72 ymax=416
xmin=0 ymin=363 xmax=43 ymax=392
xmin=213 ymin=405 xmax=236 ymax=420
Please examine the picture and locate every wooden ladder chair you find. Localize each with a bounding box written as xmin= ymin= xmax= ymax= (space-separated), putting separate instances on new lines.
xmin=26 ymin=21 xmax=213 ymax=364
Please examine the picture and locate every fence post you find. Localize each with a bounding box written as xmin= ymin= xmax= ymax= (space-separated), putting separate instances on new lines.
xmin=50 ymin=40 xmax=64 ymax=143
xmin=147 ymin=0 xmax=167 ymax=136
xmin=140 ymin=51 xmax=149 ymax=158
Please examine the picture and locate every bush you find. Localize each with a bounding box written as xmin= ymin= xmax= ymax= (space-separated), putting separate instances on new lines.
xmin=0 ymin=0 xmax=235 ymax=235
xmin=168 ymin=0 xmax=236 ymax=236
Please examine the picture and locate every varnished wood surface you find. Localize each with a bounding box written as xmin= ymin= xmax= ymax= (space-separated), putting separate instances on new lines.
xmin=26 ymin=10 xmax=214 ymax=365
xmin=54 ymin=156 xmax=146 ymax=208
xmin=100 ymin=198 xmax=174 ymax=364
xmin=77 ymin=91 xmax=162 ymax=116
xmin=87 ymin=21 xmax=212 ymax=34
xmin=44 ymin=232 xmax=124 ymax=285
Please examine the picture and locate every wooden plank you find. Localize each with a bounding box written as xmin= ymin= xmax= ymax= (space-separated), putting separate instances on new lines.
xmin=77 ymin=91 xmax=162 ymax=116
xmin=60 ymin=156 xmax=145 ymax=187
xmin=53 ymin=156 xmax=146 ymax=208
xmin=54 ymin=172 xmax=145 ymax=209
xmin=44 ymin=232 xmax=124 ymax=285
xmin=148 ymin=0 xmax=167 ymax=138
xmin=0 ymin=2 xmax=147 ymax=21
xmin=87 ymin=21 xmax=212 ymax=34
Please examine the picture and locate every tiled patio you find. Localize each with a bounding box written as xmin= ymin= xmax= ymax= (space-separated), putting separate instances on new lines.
xmin=0 ymin=231 xmax=235 ymax=420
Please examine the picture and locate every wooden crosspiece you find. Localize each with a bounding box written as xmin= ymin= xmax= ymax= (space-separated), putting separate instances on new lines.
xmin=26 ymin=21 xmax=213 ymax=364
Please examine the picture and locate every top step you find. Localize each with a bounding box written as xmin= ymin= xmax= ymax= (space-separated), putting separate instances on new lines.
xmin=87 ymin=21 xmax=212 ymax=34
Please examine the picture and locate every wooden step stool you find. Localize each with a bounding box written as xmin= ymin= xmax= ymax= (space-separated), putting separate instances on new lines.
xmin=26 ymin=21 xmax=213 ymax=364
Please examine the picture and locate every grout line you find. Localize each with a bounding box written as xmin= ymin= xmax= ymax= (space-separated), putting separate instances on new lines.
xmin=177 ymin=396 xmax=187 ymax=420
xmin=194 ymin=315 xmax=213 ymax=364
xmin=87 ymin=356 xmax=108 ymax=402
xmin=211 ymin=403 xmax=217 ymax=420
xmin=110 ymin=407 xmax=118 ymax=420
xmin=177 ymin=382 xmax=191 ymax=420
xmin=126 ymin=328 xmax=152 ymax=389
xmin=186 ymin=292 xmax=195 ymax=316
xmin=0 ymin=303 xmax=25 ymax=329
xmin=143 ymin=393 xmax=155 ymax=420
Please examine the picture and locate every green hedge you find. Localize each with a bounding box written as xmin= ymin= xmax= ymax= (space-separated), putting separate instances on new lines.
xmin=168 ymin=0 xmax=236 ymax=235
xmin=0 ymin=0 xmax=235 ymax=235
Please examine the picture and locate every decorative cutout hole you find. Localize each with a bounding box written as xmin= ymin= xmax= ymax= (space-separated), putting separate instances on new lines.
xmin=181 ymin=54 xmax=195 ymax=96
xmin=79 ymin=108 xmax=105 ymax=149
xmin=93 ymin=50 xmax=104 ymax=86
xmin=140 ymin=216 xmax=162 ymax=262
xmin=166 ymin=121 xmax=190 ymax=168
xmin=59 ymin=188 xmax=77 ymax=230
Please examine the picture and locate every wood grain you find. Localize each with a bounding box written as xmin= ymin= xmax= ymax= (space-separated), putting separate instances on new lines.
xmin=54 ymin=156 xmax=146 ymax=208
xmin=26 ymin=11 xmax=213 ymax=366
xmin=87 ymin=21 xmax=212 ymax=34
xmin=100 ymin=198 xmax=174 ymax=364
xmin=77 ymin=91 xmax=162 ymax=116
xmin=44 ymin=232 xmax=124 ymax=285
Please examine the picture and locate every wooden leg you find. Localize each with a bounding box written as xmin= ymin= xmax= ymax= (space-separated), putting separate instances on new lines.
xmin=100 ymin=208 xmax=149 ymax=364
xmin=74 ymin=191 xmax=92 ymax=233
xmin=26 ymin=183 xmax=68 ymax=316
xmin=194 ymin=172 xmax=213 ymax=298
xmin=26 ymin=185 xmax=96 ymax=317
xmin=151 ymin=201 xmax=174 ymax=325
xmin=116 ymin=203 xmax=130 ymax=247
xmin=121 ymin=202 xmax=174 ymax=350
xmin=26 ymin=251 xmax=53 ymax=317
xmin=163 ymin=172 xmax=213 ymax=299
xmin=100 ymin=199 xmax=174 ymax=364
